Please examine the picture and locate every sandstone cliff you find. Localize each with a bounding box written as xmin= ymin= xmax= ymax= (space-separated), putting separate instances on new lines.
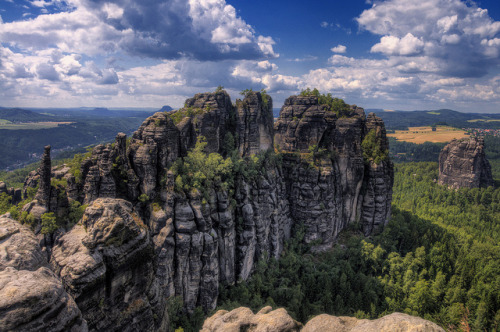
xmin=439 ymin=137 xmax=494 ymax=189
xmin=4 ymin=90 xmax=393 ymax=331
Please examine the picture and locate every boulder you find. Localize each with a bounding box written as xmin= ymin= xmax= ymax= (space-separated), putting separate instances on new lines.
xmin=201 ymin=306 xmax=302 ymax=332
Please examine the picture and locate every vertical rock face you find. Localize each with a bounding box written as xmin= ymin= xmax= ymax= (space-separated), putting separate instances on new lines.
xmin=235 ymin=166 xmax=292 ymax=280
xmin=175 ymin=91 xmax=234 ymax=154
xmin=358 ymin=113 xmax=394 ymax=236
xmin=129 ymin=113 xmax=179 ymax=198
xmin=11 ymin=90 xmax=393 ymax=330
xmin=274 ymin=96 xmax=336 ymax=152
xmin=236 ymin=92 xmax=274 ymax=156
xmin=439 ymin=137 xmax=494 ymax=189
xmin=35 ymin=145 xmax=52 ymax=208
xmin=0 ymin=182 xmax=22 ymax=205
xmin=275 ymin=96 xmax=393 ymax=244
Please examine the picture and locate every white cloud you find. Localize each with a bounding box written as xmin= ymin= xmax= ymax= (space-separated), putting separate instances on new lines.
xmin=328 ymin=55 xmax=356 ymax=66
xmin=289 ymin=55 xmax=318 ymax=62
xmin=436 ymin=15 xmax=457 ymax=33
xmin=0 ymin=0 xmax=276 ymax=61
xmin=357 ymin=0 xmax=500 ymax=77
xmin=371 ymin=33 xmax=424 ymax=56
xmin=331 ymin=45 xmax=347 ymax=54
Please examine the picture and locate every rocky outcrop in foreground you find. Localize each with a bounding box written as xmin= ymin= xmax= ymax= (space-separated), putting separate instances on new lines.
xmin=0 ymin=215 xmax=87 ymax=331
xmin=202 ymin=307 xmax=445 ymax=332
xmin=439 ymin=137 xmax=494 ymax=189
xmin=6 ymin=90 xmax=393 ymax=331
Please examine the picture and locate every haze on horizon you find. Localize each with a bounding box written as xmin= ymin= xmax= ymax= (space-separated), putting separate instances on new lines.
xmin=0 ymin=0 xmax=499 ymax=113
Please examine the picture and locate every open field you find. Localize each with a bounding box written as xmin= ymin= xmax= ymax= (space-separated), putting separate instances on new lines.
xmin=387 ymin=126 xmax=468 ymax=144
xmin=0 ymin=121 xmax=73 ymax=130
xmin=467 ymin=119 xmax=500 ymax=123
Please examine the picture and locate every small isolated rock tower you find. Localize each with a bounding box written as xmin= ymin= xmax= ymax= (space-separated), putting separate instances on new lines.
xmin=438 ymin=137 xmax=494 ymax=189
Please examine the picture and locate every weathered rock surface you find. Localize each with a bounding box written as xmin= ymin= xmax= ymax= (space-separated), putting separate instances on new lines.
xmin=0 ymin=182 xmax=22 ymax=205
xmin=50 ymin=198 xmax=164 ymax=331
xmin=35 ymin=145 xmax=52 ymax=208
xmin=439 ymin=137 xmax=494 ymax=189
xmin=274 ymin=95 xmax=337 ymax=152
xmin=303 ymin=312 xmax=445 ymax=332
xmin=129 ymin=114 xmax=179 ymax=197
xmin=275 ymin=96 xmax=393 ymax=244
xmin=179 ymin=90 xmax=233 ymax=154
xmin=0 ymin=215 xmax=47 ymax=271
xmin=236 ymin=91 xmax=274 ymax=156
xmin=202 ymin=307 xmax=445 ymax=332
xmin=201 ymin=306 xmax=302 ymax=332
xmin=0 ymin=215 xmax=88 ymax=332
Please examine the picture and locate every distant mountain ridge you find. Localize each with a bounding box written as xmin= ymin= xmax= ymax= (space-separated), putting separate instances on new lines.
xmin=372 ymin=109 xmax=500 ymax=130
xmin=159 ymin=105 xmax=173 ymax=112
xmin=0 ymin=108 xmax=55 ymax=122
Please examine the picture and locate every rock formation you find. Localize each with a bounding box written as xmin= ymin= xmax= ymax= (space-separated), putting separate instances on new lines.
xmin=439 ymin=137 xmax=494 ymax=189
xmin=0 ymin=215 xmax=88 ymax=331
xmin=0 ymin=181 xmax=22 ymax=205
xmin=3 ymin=90 xmax=394 ymax=331
xmin=275 ymin=95 xmax=393 ymax=240
xmin=35 ymin=145 xmax=52 ymax=208
xmin=236 ymin=92 xmax=274 ymax=157
xmin=201 ymin=306 xmax=302 ymax=332
xmin=50 ymin=198 xmax=165 ymax=331
xmin=202 ymin=307 xmax=445 ymax=332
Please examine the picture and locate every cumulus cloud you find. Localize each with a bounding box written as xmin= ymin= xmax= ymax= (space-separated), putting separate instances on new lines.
xmin=331 ymin=45 xmax=347 ymax=54
xmin=0 ymin=0 xmax=276 ymax=61
xmin=371 ymin=33 xmax=424 ymax=56
xmin=98 ymin=69 xmax=119 ymax=85
xmin=36 ymin=63 xmax=60 ymax=81
xmin=357 ymin=0 xmax=500 ymax=77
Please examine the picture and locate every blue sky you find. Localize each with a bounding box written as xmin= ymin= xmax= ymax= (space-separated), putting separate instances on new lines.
xmin=0 ymin=0 xmax=499 ymax=112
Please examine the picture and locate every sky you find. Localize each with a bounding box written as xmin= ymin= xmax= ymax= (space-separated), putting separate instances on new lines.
xmin=0 ymin=0 xmax=499 ymax=112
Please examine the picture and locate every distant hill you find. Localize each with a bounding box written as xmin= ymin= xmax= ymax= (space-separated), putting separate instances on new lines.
xmin=0 ymin=108 xmax=56 ymax=122
xmin=373 ymin=109 xmax=500 ymax=130
xmin=27 ymin=107 xmax=156 ymax=119
xmin=159 ymin=105 xmax=173 ymax=112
